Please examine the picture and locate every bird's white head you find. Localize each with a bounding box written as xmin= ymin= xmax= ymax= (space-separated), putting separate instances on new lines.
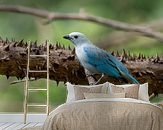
xmin=63 ymin=32 xmax=91 ymax=46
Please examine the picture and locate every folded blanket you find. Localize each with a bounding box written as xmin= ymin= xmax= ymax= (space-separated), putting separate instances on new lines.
xmin=43 ymin=98 xmax=163 ymax=130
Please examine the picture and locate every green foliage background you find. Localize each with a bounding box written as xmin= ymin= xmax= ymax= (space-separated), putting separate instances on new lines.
xmin=0 ymin=0 xmax=162 ymax=112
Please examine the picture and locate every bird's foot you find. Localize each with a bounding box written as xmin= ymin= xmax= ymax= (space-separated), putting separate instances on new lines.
xmin=94 ymin=73 xmax=104 ymax=85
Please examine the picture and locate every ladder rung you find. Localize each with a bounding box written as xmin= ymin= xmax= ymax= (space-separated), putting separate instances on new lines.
xmin=27 ymin=104 xmax=47 ymax=107
xmin=29 ymin=70 xmax=47 ymax=73
xmin=28 ymin=88 xmax=47 ymax=91
xmin=30 ymin=55 xmax=47 ymax=57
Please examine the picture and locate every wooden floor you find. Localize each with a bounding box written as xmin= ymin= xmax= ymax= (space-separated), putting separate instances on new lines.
xmin=0 ymin=113 xmax=47 ymax=130
xmin=0 ymin=122 xmax=43 ymax=130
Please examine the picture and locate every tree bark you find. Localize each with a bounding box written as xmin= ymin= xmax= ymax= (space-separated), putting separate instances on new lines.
xmin=0 ymin=38 xmax=162 ymax=95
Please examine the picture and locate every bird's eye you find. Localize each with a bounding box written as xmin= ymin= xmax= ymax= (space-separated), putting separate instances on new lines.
xmin=74 ymin=35 xmax=78 ymax=39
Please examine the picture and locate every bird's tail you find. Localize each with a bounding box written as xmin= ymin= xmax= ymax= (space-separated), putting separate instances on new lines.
xmin=117 ymin=67 xmax=139 ymax=84
xmin=125 ymin=73 xmax=139 ymax=84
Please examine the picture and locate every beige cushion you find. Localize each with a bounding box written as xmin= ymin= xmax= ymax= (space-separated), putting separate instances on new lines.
xmin=84 ymin=92 xmax=126 ymax=99
xmin=138 ymin=83 xmax=149 ymax=102
xmin=110 ymin=84 xmax=139 ymax=99
xmin=73 ymin=85 xmax=103 ymax=100
xmin=66 ymin=82 xmax=109 ymax=103
xmin=108 ymin=82 xmax=149 ymax=102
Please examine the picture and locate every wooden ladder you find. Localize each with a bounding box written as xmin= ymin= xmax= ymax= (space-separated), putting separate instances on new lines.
xmin=24 ymin=41 xmax=50 ymax=124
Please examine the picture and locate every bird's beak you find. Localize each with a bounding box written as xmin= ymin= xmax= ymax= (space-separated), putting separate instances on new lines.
xmin=63 ymin=35 xmax=71 ymax=40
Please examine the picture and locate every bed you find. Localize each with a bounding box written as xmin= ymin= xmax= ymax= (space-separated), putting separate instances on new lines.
xmin=42 ymin=98 xmax=163 ymax=130
xmin=41 ymin=82 xmax=163 ymax=130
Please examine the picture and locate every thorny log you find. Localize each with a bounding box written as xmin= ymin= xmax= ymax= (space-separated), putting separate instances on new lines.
xmin=0 ymin=38 xmax=162 ymax=95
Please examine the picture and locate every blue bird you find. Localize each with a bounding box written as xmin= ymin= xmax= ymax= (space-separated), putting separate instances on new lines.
xmin=63 ymin=32 xmax=139 ymax=84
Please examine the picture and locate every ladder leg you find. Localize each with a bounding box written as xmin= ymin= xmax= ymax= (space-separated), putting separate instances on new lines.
xmin=46 ymin=41 xmax=50 ymax=115
xmin=24 ymin=43 xmax=30 ymax=124
xmin=24 ymin=77 xmax=28 ymax=124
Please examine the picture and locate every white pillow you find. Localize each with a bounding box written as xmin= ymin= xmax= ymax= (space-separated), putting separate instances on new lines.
xmin=138 ymin=83 xmax=149 ymax=102
xmin=66 ymin=82 xmax=150 ymax=102
xmin=66 ymin=82 xmax=75 ymax=103
xmin=65 ymin=82 xmax=109 ymax=103
xmin=108 ymin=82 xmax=149 ymax=102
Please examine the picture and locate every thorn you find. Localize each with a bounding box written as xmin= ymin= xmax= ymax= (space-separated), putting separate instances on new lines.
xmin=141 ymin=54 xmax=144 ymax=59
xmin=56 ymin=42 xmax=58 ymax=49
xmin=17 ymin=39 xmax=24 ymax=46
xmin=155 ymin=53 xmax=160 ymax=62
xmin=138 ymin=53 xmax=141 ymax=59
xmin=121 ymin=56 xmax=126 ymax=63
xmin=133 ymin=54 xmax=137 ymax=59
xmin=146 ymin=70 xmax=156 ymax=76
xmin=111 ymin=51 xmax=115 ymax=56
xmin=5 ymin=57 xmax=10 ymax=61
xmin=43 ymin=41 xmax=47 ymax=47
xmin=49 ymin=44 xmax=52 ymax=49
xmin=38 ymin=66 xmax=42 ymax=70
xmin=72 ymin=48 xmax=75 ymax=54
xmin=19 ymin=51 xmax=27 ymax=56
xmin=11 ymin=38 xmax=15 ymax=42
xmin=10 ymin=42 xmax=17 ymax=47
xmin=72 ymin=69 xmax=75 ymax=75
xmin=2 ymin=42 xmax=6 ymax=46
xmin=53 ymin=61 xmax=59 ymax=67
xmin=64 ymin=65 xmax=68 ymax=70
xmin=63 ymin=80 xmax=66 ymax=84
xmin=18 ymin=66 xmax=22 ymax=70
xmin=20 ymin=76 xmax=24 ymax=80
xmin=38 ymin=44 xmax=42 ymax=48
xmin=35 ymin=65 xmax=38 ymax=70
xmin=16 ymin=76 xmax=19 ymax=80
xmin=52 ymin=68 xmax=56 ymax=72
xmin=62 ymin=45 xmax=65 ymax=49
xmin=128 ymin=51 xmax=131 ymax=57
xmin=1 ymin=56 xmax=10 ymax=61
xmin=4 ymin=45 xmax=10 ymax=51
xmin=25 ymin=42 xmax=28 ymax=47
xmin=58 ymin=43 xmax=61 ymax=49
xmin=5 ymin=38 xmax=9 ymax=43
xmin=68 ymin=45 xmax=71 ymax=50
xmin=123 ymin=49 xmax=127 ymax=58
xmin=116 ymin=51 xmax=120 ymax=57
xmin=34 ymin=40 xmax=37 ymax=47
xmin=141 ymin=70 xmax=147 ymax=75
xmin=6 ymin=75 xmax=9 ymax=79
xmin=51 ymin=45 xmax=54 ymax=49
xmin=56 ymin=80 xmax=59 ymax=86
xmin=137 ymin=72 xmax=142 ymax=77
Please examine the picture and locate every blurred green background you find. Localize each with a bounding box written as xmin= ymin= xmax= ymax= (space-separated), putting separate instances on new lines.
xmin=0 ymin=0 xmax=162 ymax=112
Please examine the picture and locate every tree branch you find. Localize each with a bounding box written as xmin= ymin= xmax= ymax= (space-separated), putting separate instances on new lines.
xmin=0 ymin=5 xmax=163 ymax=42
xmin=0 ymin=38 xmax=162 ymax=95
xmin=99 ymin=19 xmax=163 ymax=48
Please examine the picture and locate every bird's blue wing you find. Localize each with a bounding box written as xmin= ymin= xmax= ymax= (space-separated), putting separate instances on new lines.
xmin=83 ymin=46 xmax=129 ymax=78
xmin=83 ymin=46 xmax=139 ymax=84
